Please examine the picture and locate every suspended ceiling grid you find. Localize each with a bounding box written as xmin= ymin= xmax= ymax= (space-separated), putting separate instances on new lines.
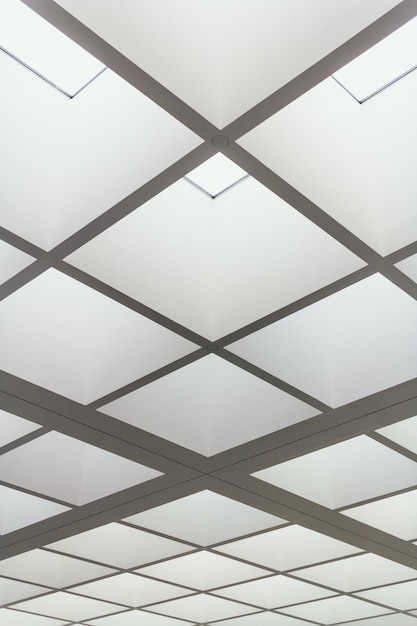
xmin=2 ymin=1 xmax=417 ymax=625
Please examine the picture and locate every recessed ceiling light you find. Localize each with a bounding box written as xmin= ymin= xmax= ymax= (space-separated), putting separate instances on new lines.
xmin=333 ymin=16 xmax=417 ymax=102
xmin=0 ymin=0 xmax=105 ymax=97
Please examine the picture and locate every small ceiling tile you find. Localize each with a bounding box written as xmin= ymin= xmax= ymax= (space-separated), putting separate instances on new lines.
xmin=101 ymin=354 xmax=319 ymax=456
xmin=67 ymin=176 xmax=363 ymax=340
xmin=0 ymin=609 xmax=67 ymax=626
xmin=377 ymin=415 xmax=417 ymax=454
xmin=185 ymin=154 xmax=247 ymax=196
xmin=16 ymin=591 xmax=123 ymax=621
xmin=357 ymin=579 xmax=417 ymax=610
xmin=252 ymin=435 xmax=417 ymax=509
xmin=138 ymin=552 xmax=269 ymax=590
xmin=333 ymin=616 xmax=417 ymax=626
xmin=146 ymin=593 xmax=258 ymax=623
xmin=0 ymin=485 xmax=70 ymax=535
xmin=215 ymin=574 xmax=336 ymax=609
xmin=86 ymin=610 xmax=192 ymax=626
xmin=217 ymin=525 xmax=361 ymax=571
xmin=396 ymin=254 xmax=417 ymax=283
xmin=210 ymin=613 xmax=317 ymax=626
xmin=341 ymin=489 xmax=417 ymax=540
xmin=0 ymin=241 xmax=34 ymax=286
xmin=0 ymin=410 xmax=40 ymax=448
xmin=71 ymin=573 xmax=191 ymax=607
xmin=0 ymin=269 xmax=196 ymax=403
xmin=0 ymin=431 xmax=162 ymax=505
xmin=230 ymin=274 xmax=417 ymax=407
xmin=281 ymin=595 xmax=390 ymax=624
xmin=293 ymin=553 xmax=417 ymax=592
xmin=0 ymin=549 xmax=114 ymax=588
xmin=0 ymin=577 xmax=49 ymax=605
xmin=124 ymin=490 xmax=286 ymax=546
xmin=47 ymin=523 xmax=193 ymax=569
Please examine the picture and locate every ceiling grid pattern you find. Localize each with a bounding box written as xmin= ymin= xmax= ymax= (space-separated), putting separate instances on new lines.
xmin=1 ymin=1 xmax=417 ymax=624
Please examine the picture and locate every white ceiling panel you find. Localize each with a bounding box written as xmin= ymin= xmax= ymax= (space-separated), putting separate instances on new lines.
xmin=147 ymin=593 xmax=258 ymax=623
xmin=86 ymin=610 xmax=192 ymax=626
xmin=72 ymin=573 xmax=191 ymax=607
xmin=67 ymin=176 xmax=363 ymax=339
xmin=47 ymin=523 xmax=193 ymax=569
xmin=342 ymin=489 xmax=417 ymax=540
xmin=282 ymin=596 xmax=390 ymax=624
xmin=230 ymin=274 xmax=417 ymax=407
xmin=0 ymin=431 xmax=161 ymax=505
xmin=54 ymin=0 xmax=401 ymax=127
xmin=101 ymin=355 xmax=319 ymax=456
xmin=239 ymin=72 xmax=417 ymax=256
xmin=16 ymin=591 xmax=123 ymax=621
xmin=396 ymin=254 xmax=417 ymax=282
xmin=293 ymin=553 xmax=417 ymax=592
xmin=0 ymin=269 xmax=196 ymax=403
xmin=185 ymin=154 xmax=247 ymax=196
xmin=334 ymin=17 xmax=417 ymax=101
xmin=0 ymin=485 xmax=69 ymax=535
xmin=217 ymin=525 xmax=361 ymax=571
xmin=215 ymin=574 xmax=336 ymax=608
xmin=138 ymin=552 xmax=269 ymax=590
xmin=0 ymin=577 xmax=48 ymax=605
xmin=0 ymin=54 xmax=200 ymax=251
xmin=211 ymin=613 xmax=318 ymax=626
xmin=334 ymin=616 xmax=417 ymax=626
xmin=0 ymin=241 xmax=34 ymax=286
xmin=0 ymin=609 xmax=67 ymax=626
xmin=357 ymin=579 xmax=417 ymax=610
xmin=0 ymin=0 xmax=104 ymax=96
xmin=0 ymin=549 xmax=114 ymax=588
xmin=124 ymin=491 xmax=286 ymax=546
xmin=377 ymin=415 xmax=417 ymax=454
xmin=0 ymin=411 xmax=40 ymax=448
xmin=252 ymin=435 xmax=417 ymax=509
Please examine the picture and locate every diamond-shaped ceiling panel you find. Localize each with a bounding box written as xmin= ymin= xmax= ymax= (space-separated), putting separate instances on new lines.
xmin=2 ymin=2 xmax=417 ymax=626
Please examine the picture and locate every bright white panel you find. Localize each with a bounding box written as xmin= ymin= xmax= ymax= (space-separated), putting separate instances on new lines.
xmin=334 ymin=17 xmax=417 ymax=101
xmin=186 ymin=154 xmax=246 ymax=196
xmin=86 ymin=611 xmax=191 ymax=626
xmin=0 ymin=241 xmax=34 ymax=286
xmin=217 ymin=525 xmax=360 ymax=571
xmin=0 ymin=269 xmax=196 ymax=403
xmin=358 ymin=580 xmax=417 ymax=609
xmin=147 ymin=594 xmax=257 ymax=623
xmin=342 ymin=489 xmax=417 ymax=540
xmin=0 ymin=549 xmax=113 ymax=587
xmin=230 ymin=274 xmax=417 ymax=407
xmin=0 ymin=410 xmax=40 ymax=447
xmin=124 ymin=491 xmax=286 ymax=546
xmin=0 ymin=485 xmax=69 ymax=535
xmin=294 ymin=553 xmax=417 ymax=592
xmin=240 ymin=74 xmax=417 ymax=255
xmin=0 ymin=431 xmax=161 ymax=505
xmin=16 ymin=592 xmax=123 ymax=621
xmin=54 ymin=0 xmax=401 ymax=126
xmin=0 ymin=577 xmax=48 ymax=605
xmin=67 ymin=177 xmax=363 ymax=339
xmin=378 ymin=415 xmax=417 ymax=454
xmin=138 ymin=552 xmax=269 ymax=590
xmin=0 ymin=0 xmax=104 ymax=95
xmin=396 ymin=254 xmax=417 ymax=282
xmin=216 ymin=574 xmax=335 ymax=608
xmin=253 ymin=435 xmax=417 ymax=509
xmin=47 ymin=523 xmax=192 ymax=569
xmin=211 ymin=614 xmax=315 ymax=626
xmin=72 ymin=573 xmax=191 ymax=606
xmin=0 ymin=609 xmax=66 ymax=626
xmin=0 ymin=55 xmax=200 ymax=250
xmin=101 ymin=355 xmax=319 ymax=456
xmin=282 ymin=596 xmax=389 ymax=624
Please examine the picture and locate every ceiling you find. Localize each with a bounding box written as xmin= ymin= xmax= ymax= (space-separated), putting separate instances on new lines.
xmin=1 ymin=1 xmax=417 ymax=625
